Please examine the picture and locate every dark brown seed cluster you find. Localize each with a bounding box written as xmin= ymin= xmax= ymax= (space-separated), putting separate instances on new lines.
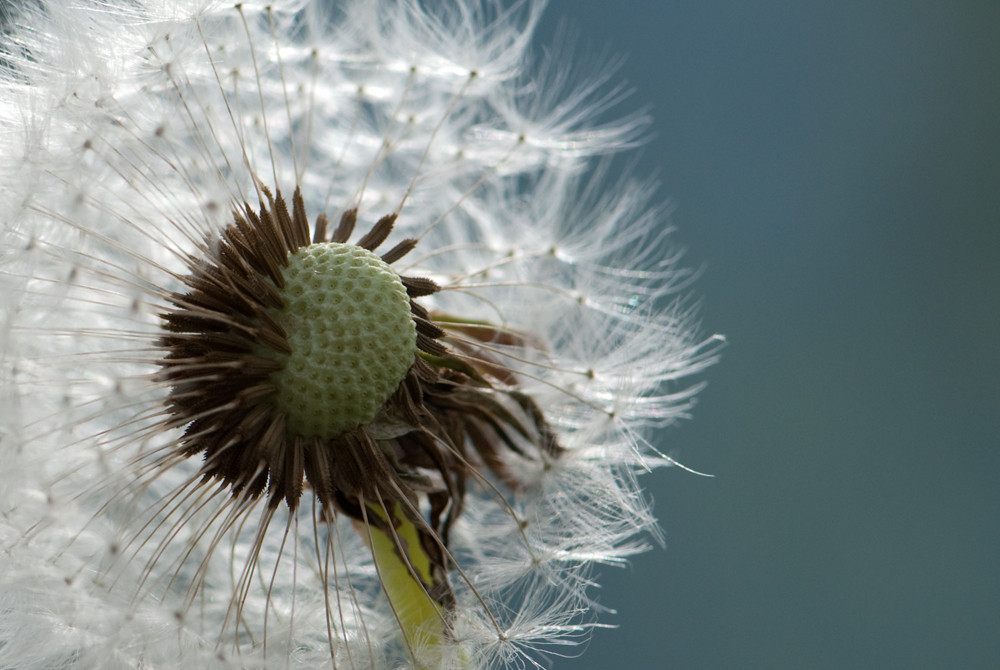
xmin=156 ymin=184 xmax=561 ymax=603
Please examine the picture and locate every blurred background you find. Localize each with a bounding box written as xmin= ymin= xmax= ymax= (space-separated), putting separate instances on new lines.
xmin=538 ymin=1 xmax=1000 ymax=668
xmin=2 ymin=1 xmax=995 ymax=668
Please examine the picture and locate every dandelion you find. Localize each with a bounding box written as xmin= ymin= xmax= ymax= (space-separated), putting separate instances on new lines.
xmin=0 ymin=0 xmax=721 ymax=668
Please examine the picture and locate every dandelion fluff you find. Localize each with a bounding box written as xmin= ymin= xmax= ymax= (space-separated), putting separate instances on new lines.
xmin=0 ymin=1 xmax=721 ymax=668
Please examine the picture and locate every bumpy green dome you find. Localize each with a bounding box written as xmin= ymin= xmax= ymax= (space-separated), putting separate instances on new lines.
xmin=268 ymin=243 xmax=417 ymax=439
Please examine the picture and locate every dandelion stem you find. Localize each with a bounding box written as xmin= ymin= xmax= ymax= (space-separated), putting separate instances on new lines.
xmin=364 ymin=503 xmax=454 ymax=669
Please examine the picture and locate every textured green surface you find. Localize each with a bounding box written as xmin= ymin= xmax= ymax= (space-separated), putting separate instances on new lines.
xmin=269 ymin=243 xmax=416 ymax=438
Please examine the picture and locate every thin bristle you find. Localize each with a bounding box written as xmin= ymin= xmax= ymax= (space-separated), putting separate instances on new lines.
xmin=0 ymin=1 xmax=717 ymax=668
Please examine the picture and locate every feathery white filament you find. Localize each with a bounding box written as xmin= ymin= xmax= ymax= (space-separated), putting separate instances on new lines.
xmin=0 ymin=1 xmax=721 ymax=668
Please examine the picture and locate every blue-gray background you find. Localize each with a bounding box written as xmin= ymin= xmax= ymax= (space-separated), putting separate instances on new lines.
xmin=538 ymin=1 xmax=999 ymax=668
xmin=2 ymin=1 xmax=995 ymax=668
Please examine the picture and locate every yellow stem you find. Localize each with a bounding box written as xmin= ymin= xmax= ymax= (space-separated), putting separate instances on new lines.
xmin=366 ymin=503 xmax=448 ymax=668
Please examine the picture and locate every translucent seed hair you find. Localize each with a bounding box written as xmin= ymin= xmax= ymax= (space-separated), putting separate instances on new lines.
xmin=0 ymin=1 xmax=722 ymax=668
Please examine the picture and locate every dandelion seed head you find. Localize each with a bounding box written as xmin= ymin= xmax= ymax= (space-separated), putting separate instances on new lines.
xmin=269 ymin=242 xmax=417 ymax=438
xmin=0 ymin=0 xmax=722 ymax=668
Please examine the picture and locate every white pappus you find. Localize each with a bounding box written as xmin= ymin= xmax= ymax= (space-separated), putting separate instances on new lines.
xmin=0 ymin=1 xmax=722 ymax=668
